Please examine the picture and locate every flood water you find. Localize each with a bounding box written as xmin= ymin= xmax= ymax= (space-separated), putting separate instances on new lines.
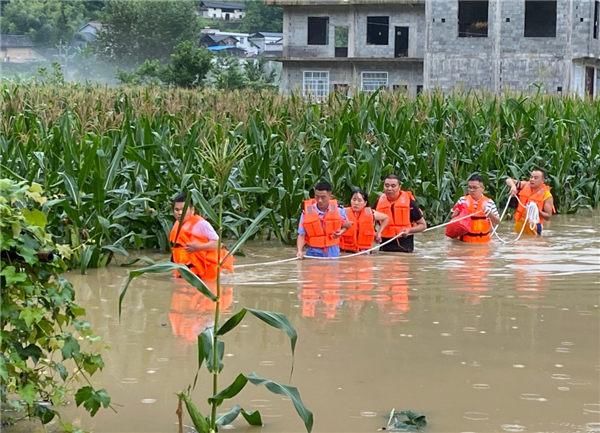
xmin=58 ymin=213 xmax=599 ymax=432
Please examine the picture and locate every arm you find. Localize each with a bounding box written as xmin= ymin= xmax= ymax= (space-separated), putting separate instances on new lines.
xmin=401 ymin=217 xmax=427 ymax=236
xmin=541 ymin=196 xmax=554 ymax=220
xmin=296 ymin=234 xmax=306 ymax=258
xmin=333 ymin=207 xmax=352 ymax=238
xmin=506 ymin=177 xmax=520 ymax=196
xmin=373 ymin=210 xmax=389 ymax=242
xmin=185 ymin=239 xmax=218 ymax=252
xmin=185 ymin=220 xmax=219 ymax=252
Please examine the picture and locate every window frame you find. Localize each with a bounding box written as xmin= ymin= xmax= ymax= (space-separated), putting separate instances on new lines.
xmin=307 ymin=16 xmax=329 ymax=45
xmin=303 ymin=70 xmax=330 ymax=99
xmin=367 ymin=16 xmax=390 ymax=45
xmin=457 ymin=0 xmax=489 ymax=38
xmin=361 ymin=71 xmax=389 ymax=92
xmin=524 ymin=0 xmax=557 ymax=38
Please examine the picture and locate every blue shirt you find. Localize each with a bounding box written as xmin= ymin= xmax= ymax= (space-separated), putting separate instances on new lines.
xmin=298 ymin=204 xmax=348 ymax=258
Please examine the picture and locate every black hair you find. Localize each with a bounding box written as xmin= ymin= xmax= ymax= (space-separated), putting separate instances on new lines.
xmin=384 ymin=174 xmax=400 ymax=182
xmin=314 ymin=181 xmax=332 ymax=192
xmin=532 ymin=167 xmax=546 ymax=179
xmin=172 ymin=193 xmax=186 ymax=205
xmin=468 ymin=174 xmax=484 ymax=183
xmin=350 ymin=187 xmax=368 ymax=203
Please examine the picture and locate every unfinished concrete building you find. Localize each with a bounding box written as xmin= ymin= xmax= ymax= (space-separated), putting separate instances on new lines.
xmin=267 ymin=0 xmax=600 ymax=97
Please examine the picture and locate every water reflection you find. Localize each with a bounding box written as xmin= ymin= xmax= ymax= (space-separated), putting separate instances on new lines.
xmin=168 ymin=280 xmax=233 ymax=342
xmin=445 ymin=243 xmax=493 ymax=304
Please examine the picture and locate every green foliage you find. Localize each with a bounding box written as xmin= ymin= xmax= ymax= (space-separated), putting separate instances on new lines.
xmin=240 ymin=0 xmax=283 ymax=33
xmin=1 ymin=85 xmax=598 ymax=257
xmin=120 ymin=139 xmax=312 ymax=432
xmin=97 ymin=0 xmax=199 ymax=65
xmin=118 ymin=41 xmax=212 ymax=88
xmin=212 ymin=56 xmax=247 ymax=90
xmin=0 ymin=179 xmax=110 ymax=426
xmin=0 ymin=0 xmax=89 ymax=46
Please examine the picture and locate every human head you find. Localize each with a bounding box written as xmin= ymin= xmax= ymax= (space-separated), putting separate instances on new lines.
xmin=172 ymin=193 xmax=194 ymax=220
xmin=383 ymin=174 xmax=401 ymax=200
xmin=313 ymin=181 xmax=333 ymax=211
xmin=350 ymin=188 xmax=369 ymax=212
xmin=529 ymin=168 xmax=546 ymax=189
xmin=466 ymin=174 xmax=485 ymax=199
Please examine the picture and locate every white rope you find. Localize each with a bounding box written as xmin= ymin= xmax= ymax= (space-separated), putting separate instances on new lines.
xmin=491 ymin=195 xmax=538 ymax=244
xmin=236 ymin=211 xmax=479 ymax=267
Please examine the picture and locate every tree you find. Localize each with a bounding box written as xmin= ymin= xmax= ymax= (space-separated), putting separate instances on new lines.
xmin=96 ymin=0 xmax=199 ymax=66
xmin=117 ymin=41 xmax=212 ymax=88
xmin=240 ymin=0 xmax=283 ymax=33
xmin=0 ymin=0 xmax=88 ymax=46
xmin=212 ymin=56 xmax=246 ymax=90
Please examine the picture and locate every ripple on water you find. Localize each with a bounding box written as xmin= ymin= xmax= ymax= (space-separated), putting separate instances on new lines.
xmin=472 ymin=383 xmax=490 ymax=390
xmin=463 ymin=411 xmax=489 ymax=421
xmin=360 ymin=411 xmax=378 ymax=417
xmin=583 ymin=403 xmax=600 ymax=414
xmin=551 ymin=373 xmax=571 ymax=381
xmin=442 ymin=349 xmax=459 ymax=356
xmin=258 ymin=360 xmax=275 ymax=367
xmin=141 ymin=398 xmax=157 ymax=404
xmin=586 ymin=422 xmax=600 ymax=432
xmin=520 ymin=393 xmax=548 ymax=402
xmin=121 ymin=377 xmax=138 ymax=384
xmin=501 ymin=424 xmax=526 ymax=432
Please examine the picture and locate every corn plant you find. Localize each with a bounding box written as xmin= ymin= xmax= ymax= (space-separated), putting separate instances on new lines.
xmin=118 ymin=134 xmax=313 ymax=433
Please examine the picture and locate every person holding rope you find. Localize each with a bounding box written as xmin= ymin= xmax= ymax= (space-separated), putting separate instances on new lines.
xmin=170 ymin=193 xmax=233 ymax=280
xmin=296 ymin=181 xmax=352 ymax=258
xmin=447 ymin=174 xmax=500 ymax=243
xmin=340 ymin=188 xmax=390 ymax=253
xmin=506 ymin=168 xmax=554 ymax=235
xmin=375 ymin=174 xmax=427 ymax=253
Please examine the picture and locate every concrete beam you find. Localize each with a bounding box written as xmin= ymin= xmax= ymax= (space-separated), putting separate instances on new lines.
xmin=266 ymin=0 xmax=423 ymax=5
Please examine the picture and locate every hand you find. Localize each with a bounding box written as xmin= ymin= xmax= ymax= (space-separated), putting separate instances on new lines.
xmin=296 ymin=250 xmax=304 ymax=259
xmin=184 ymin=242 xmax=202 ymax=252
xmin=332 ymin=228 xmax=346 ymax=239
xmin=375 ymin=234 xmax=382 ymax=243
xmin=509 ymin=185 xmax=518 ymax=196
xmin=398 ymin=230 xmax=410 ymax=238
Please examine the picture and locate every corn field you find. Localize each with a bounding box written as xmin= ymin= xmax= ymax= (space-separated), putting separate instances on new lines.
xmin=1 ymin=84 xmax=598 ymax=269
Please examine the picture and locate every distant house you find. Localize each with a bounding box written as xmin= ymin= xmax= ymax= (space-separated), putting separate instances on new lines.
xmin=199 ymin=2 xmax=246 ymax=21
xmin=249 ymin=32 xmax=283 ymax=56
xmin=72 ymin=21 xmax=103 ymax=48
xmin=200 ymin=33 xmax=240 ymax=48
xmin=0 ymin=34 xmax=45 ymax=63
xmin=200 ymin=29 xmax=259 ymax=56
xmin=207 ymin=45 xmax=247 ymax=57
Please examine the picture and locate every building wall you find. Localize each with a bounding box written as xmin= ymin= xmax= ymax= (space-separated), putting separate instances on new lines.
xmin=284 ymin=4 xmax=425 ymax=58
xmin=281 ymin=61 xmax=423 ymax=95
xmin=202 ymin=8 xmax=245 ymax=20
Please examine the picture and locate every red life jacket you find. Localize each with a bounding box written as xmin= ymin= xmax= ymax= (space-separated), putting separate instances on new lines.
xmin=340 ymin=207 xmax=375 ymax=252
xmin=375 ymin=191 xmax=414 ymax=238
xmin=302 ymin=199 xmax=343 ymax=248
xmin=169 ymin=214 xmax=233 ymax=281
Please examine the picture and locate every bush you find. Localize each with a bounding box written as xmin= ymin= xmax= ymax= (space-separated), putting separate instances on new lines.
xmin=0 ymin=179 xmax=110 ymax=427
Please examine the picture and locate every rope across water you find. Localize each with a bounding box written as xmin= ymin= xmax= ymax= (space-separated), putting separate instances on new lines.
xmin=236 ymin=193 xmax=535 ymax=269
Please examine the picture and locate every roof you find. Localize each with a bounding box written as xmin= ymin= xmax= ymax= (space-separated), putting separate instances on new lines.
xmin=266 ymin=0 xmax=423 ymax=4
xmin=0 ymin=34 xmax=34 ymax=48
xmin=203 ymin=34 xmax=240 ymax=43
xmin=250 ymin=32 xmax=284 ymax=39
xmin=200 ymin=1 xmax=246 ymax=10
xmin=78 ymin=21 xmax=103 ymax=32
xmin=207 ymin=45 xmax=242 ymax=52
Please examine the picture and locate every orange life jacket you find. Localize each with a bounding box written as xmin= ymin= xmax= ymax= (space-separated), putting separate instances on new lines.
xmin=340 ymin=207 xmax=375 ymax=252
xmin=375 ymin=191 xmax=414 ymax=238
xmin=514 ymin=183 xmax=552 ymax=224
xmin=302 ymin=199 xmax=343 ymax=248
xmin=169 ymin=214 xmax=233 ymax=281
xmin=460 ymin=195 xmax=492 ymax=243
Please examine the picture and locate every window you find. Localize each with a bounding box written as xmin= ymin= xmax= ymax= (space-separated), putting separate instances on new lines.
xmin=524 ymin=1 xmax=557 ymax=37
xmin=308 ymin=17 xmax=329 ymax=45
xmin=303 ymin=71 xmax=329 ymax=99
xmin=334 ymin=83 xmax=349 ymax=95
xmin=416 ymin=85 xmax=423 ymax=94
xmin=458 ymin=1 xmax=489 ymax=37
xmin=393 ymin=84 xmax=408 ymax=92
xmin=594 ymin=1 xmax=599 ymax=39
xmin=361 ymin=72 xmax=388 ymax=92
xmin=335 ymin=26 xmax=348 ymax=57
xmin=367 ymin=16 xmax=389 ymax=45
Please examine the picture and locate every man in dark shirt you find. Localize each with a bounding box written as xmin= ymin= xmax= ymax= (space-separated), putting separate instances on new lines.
xmin=375 ymin=174 xmax=427 ymax=253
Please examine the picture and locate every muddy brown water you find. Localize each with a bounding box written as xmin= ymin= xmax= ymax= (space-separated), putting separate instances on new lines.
xmin=31 ymin=213 xmax=600 ymax=432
